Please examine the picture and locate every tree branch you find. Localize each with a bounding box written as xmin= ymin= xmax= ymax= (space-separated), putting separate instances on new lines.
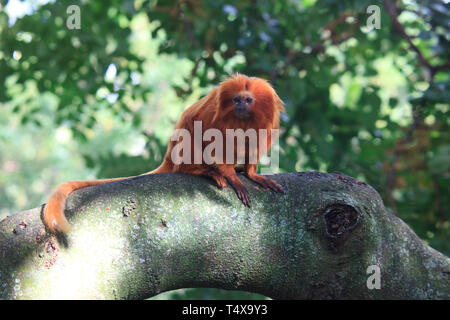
xmin=383 ymin=0 xmax=450 ymax=78
xmin=0 ymin=172 xmax=449 ymax=299
xmin=383 ymin=0 xmax=450 ymax=213
xmin=383 ymin=0 xmax=433 ymax=72
xmin=270 ymin=12 xmax=358 ymax=83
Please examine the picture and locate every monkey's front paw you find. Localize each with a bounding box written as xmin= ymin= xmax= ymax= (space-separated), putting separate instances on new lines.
xmin=233 ymin=184 xmax=251 ymax=207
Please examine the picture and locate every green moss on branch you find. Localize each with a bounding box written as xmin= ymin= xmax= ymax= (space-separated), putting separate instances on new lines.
xmin=0 ymin=172 xmax=449 ymax=299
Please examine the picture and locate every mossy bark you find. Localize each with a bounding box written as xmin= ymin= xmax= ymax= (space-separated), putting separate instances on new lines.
xmin=0 ymin=172 xmax=449 ymax=299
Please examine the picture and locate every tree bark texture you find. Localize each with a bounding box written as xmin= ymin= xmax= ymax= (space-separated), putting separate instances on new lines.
xmin=0 ymin=172 xmax=449 ymax=299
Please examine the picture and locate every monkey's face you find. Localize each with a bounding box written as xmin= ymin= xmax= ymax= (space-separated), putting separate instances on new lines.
xmin=215 ymin=74 xmax=285 ymax=128
xmin=232 ymin=92 xmax=255 ymax=119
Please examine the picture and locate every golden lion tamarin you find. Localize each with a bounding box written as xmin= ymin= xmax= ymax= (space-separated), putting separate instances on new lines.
xmin=43 ymin=74 xmax=285 ymax=233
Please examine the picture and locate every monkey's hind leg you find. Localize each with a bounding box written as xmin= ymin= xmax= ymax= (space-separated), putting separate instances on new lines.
xmin=245 ymin=164 xmax=284 ymax=193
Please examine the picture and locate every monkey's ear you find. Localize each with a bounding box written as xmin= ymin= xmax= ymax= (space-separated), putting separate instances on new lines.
xmin=273 ymin=91 xmax=285 ymax=113
xmin=212 ymin=87 xmax=225 ymax=123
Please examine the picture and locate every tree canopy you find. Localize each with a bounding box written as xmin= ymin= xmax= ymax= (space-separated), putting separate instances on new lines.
xmin=0 ymin=0 xmax=448 ymax=299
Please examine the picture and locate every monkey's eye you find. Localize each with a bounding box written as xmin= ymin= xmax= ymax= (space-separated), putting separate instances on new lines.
xmin=233 ymin=96 xmax=240 ymax=104
xmin=245 ymin=97 xmax=253 ymax=104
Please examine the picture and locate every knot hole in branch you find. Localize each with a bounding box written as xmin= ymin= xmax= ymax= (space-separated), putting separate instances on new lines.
xmin=323 ymin=204 xmax=359 ymax=238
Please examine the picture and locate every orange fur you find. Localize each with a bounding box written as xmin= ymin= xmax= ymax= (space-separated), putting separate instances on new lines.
xmin=43 ymin=74 xmax=285 ymax=233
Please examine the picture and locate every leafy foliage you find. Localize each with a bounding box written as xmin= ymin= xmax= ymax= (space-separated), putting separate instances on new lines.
xmin=0 ymin=0 xmax=448 ymax=299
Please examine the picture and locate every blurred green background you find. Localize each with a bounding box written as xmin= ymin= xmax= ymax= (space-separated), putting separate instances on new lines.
xmin=0 ymin=0 xmax=448 ymax=299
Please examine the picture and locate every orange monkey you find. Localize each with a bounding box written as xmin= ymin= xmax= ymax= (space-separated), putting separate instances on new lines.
xmin=43 ymin=74 xmax=285 ymax=233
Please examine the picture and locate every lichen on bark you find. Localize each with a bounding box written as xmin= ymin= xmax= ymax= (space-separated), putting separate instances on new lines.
xmin=0 ymin=172 xmax=449 ymax=299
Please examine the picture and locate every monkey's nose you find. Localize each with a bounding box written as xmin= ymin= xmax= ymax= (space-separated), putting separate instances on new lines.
xmin=234 ymin=104 xmax=251 ymax=119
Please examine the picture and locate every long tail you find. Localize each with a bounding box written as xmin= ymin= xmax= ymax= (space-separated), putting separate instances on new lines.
xmin=43 ymin=161 xmax=173 ymax=233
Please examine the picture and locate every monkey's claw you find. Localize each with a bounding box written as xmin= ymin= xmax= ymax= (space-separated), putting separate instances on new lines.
xmin=264 ymin=179 xmax=284 ymax=193
xmin=234 ymin=184 xmax=251 ymax=207
xmin=248 ymin=174 xmax=284 ymax=194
